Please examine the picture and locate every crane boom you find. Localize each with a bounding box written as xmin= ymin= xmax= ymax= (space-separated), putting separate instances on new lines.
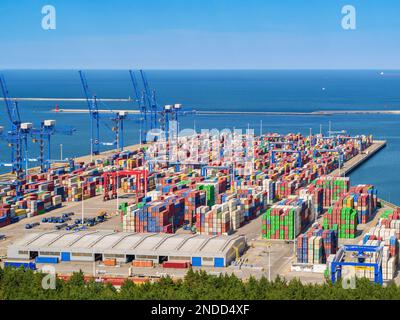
xmin=139 ymin=70 xmax=157 ymax=130
xmin=0 ymin=74 xmax=21 ymax=128
xmin=78 ymin=70 xmax=101 ymax=155
xmin=128 ymin=70 xmax=141 ymax=106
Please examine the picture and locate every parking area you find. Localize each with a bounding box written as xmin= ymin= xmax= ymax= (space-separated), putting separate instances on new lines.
xmin=0 ymin=192 xmax=139 ymax=256
xmin=0 ymin=189 xmax=300 ymax=281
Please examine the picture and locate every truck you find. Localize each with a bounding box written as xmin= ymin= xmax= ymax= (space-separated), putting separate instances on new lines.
xmin=75 ymin=218 xmax=87 ymax=225
xmin=4 ymin=260 xmax=36 ymax=270
xmin=62 ymin=212 xmax=74 ymax=218
xmin=96 ymin=210 xmax=107 ymax=223
xmin=66 ymin=224 xmax=78 ymax=231
xmin=48 ymin=217 xmax=57 ymax=223
xmin=86 ymin=218 xmax=96 ymax=227
xmin=74 ymin=225 xmax=87 ymax=232
xmin=25 ymin=222 xmax=40 ymax=229
xmin=55 ymin=223 xmax=68 ymax=230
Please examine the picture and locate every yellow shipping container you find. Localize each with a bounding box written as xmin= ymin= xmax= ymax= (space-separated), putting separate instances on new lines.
xmin=15 ymin=209 xmax=27 ymax=216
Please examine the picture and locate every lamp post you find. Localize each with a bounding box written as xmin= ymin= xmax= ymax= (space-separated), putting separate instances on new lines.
xmin=267 ymin=244 xmax=271 ymax=282
xmin=81 ymin=194 xmax=84 ymax=228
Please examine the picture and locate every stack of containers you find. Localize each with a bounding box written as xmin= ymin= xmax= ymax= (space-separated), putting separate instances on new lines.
xmin=196 ymin=183 xmax=216 ymax=207
xmin=122 ymin=201 xmax=175 ymax=233
xmin=195 ymin=203 xmax=232 ymax=235
xmin=313 ymin=176 xmax=350 ymax=208
xmin=227 ymin=197 xmax=245 ymax=230
xmin=38 ymin=193 xmax=52 ymax=211
xmin=65 ymin=176 xmax=82 ymax=202
xmin=355 ymin=206 xmax=400 ymax=281
xmin=348 ymin=184 xmax=378 ymax=223
xmin=262 ymin=178 xmax=275 ymax=204
xmin=261 ymin=198 xmax=306 ymax=240
xmin=382 ymin=247 xmax=397 ymax=281
xmin=167 ymin=196 xmax=185 ymax=229
xmin=379 ymin=208 xmax=400 ymax=235
xmin=323 ymin=206 xmax=358 ymax=238
xmin=82 ymin=181 xmax=96 ymax=200
xmin=309 ymin=236 xmax=323 ymax=264
xmin=275 ymin=180 xmax=296 ymax=200
xmin=0 ymin=204 xmax=11 ymax=227
xmin=52 ymin=195 xmax=62 ymax=209
xmin=296 ymin=225 xmax=337 ymax=264
xmin=184 ymin=189 xmax=206 ymax=225
xmin=0 ymin=132 xmax=378 ymax=230
xmin=147 ymin=190 xmax=161 ymax=201
xmin=298 ymin=185 xmax=323 ymax=221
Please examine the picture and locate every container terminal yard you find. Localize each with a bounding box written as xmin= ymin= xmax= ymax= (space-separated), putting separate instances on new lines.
xmin=0 ymin=70 xmax=397 ymax=287
xmin=1 ymin=111 xmax=397 ymax=286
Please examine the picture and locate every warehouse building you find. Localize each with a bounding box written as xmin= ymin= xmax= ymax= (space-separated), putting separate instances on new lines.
xmin=7 ymin=230 xmax=246 ymax=267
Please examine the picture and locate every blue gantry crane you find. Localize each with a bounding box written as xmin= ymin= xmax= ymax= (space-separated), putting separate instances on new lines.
xmin=139 ymin=70 xmax=158 ymax=131
xmin=79 ymin=70 xmax=124 ymax=154
xmin=132 ymin=70 xmax=196 ymax=143
xmin=335 ymin=135 xmax=363 ymax=153
xmin=0 ymin=74 xmax=36 ymax=178
xmin=79 ymin=70 xmax=101 ymax=155
xmin=112 ymin=110 xmax=128 ymax=151
xmin=316 ymin=135 xmax=338 ymax=147
xmin=313 ymin=148 xmax=344 ymax=170
xmin=160 ymin=104 xmax=173 ymax=140
xmin=268 ymin=142 xmax=295 ymax=150
xmin=328 ymin=129 xmax=347 ymax=137
xmin=30 ymin=120 xmax=76 ymax=172
xmin=271 ymin=149 xmax=303 ymax=167
xmin=330 ymin=245 xmax=383 ymax=285
xmin=129 ymin=70 xmax=148 ymax=144
xmin=159 ymin=104 xmax=196 ymax=141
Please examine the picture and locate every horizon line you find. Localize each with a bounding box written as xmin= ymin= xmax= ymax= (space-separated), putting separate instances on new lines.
xmin=1 ymin=68 xmax=398 ymax=71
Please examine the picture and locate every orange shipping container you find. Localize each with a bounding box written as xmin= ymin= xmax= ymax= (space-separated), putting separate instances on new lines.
xmin=132 ymin=260 xmax=153 ymax=268
xmin=103 ymin=258 xmax=117 ymax=266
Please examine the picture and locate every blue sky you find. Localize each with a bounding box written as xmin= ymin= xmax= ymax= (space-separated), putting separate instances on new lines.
xmin=0 ymin=0 xmax=399 ymax=69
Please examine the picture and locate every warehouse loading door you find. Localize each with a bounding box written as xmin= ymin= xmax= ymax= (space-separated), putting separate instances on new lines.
xmin=214 ymin=258 xmax=224 ymax=267
xmin=61 ymin=252 xmax=71 ymax=261
xmin=191 ymin=257 xmax=202 ymax=267
xmin=94 ymin=253 xmax=102 ymax=261
xmin=29 ymin=251 xmax=38 ymax=260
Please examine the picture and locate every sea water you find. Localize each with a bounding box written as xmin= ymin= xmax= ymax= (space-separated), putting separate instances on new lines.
xmin=0 ymin=70 xmax=399 ymax=204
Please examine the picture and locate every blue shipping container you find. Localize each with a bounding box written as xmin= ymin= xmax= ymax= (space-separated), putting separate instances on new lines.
xmin=36 ymin=256 xmax=59 ymax=264
xmin=5 ymin=261 xmax=36 ymax=270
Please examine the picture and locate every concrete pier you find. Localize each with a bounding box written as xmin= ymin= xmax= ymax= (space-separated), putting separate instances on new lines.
xmin=329 ymin=140 xmax=386 ymax=177
xmin=15 ymin=98 xmax=132 ymax=102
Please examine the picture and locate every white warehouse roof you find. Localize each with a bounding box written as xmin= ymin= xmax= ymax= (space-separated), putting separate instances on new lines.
xmin=8 ymin=230 xmax=246 ymax=258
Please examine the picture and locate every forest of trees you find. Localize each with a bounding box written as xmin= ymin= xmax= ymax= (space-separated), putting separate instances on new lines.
xmin=0 ymin=266 xmax=399 ymax=300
